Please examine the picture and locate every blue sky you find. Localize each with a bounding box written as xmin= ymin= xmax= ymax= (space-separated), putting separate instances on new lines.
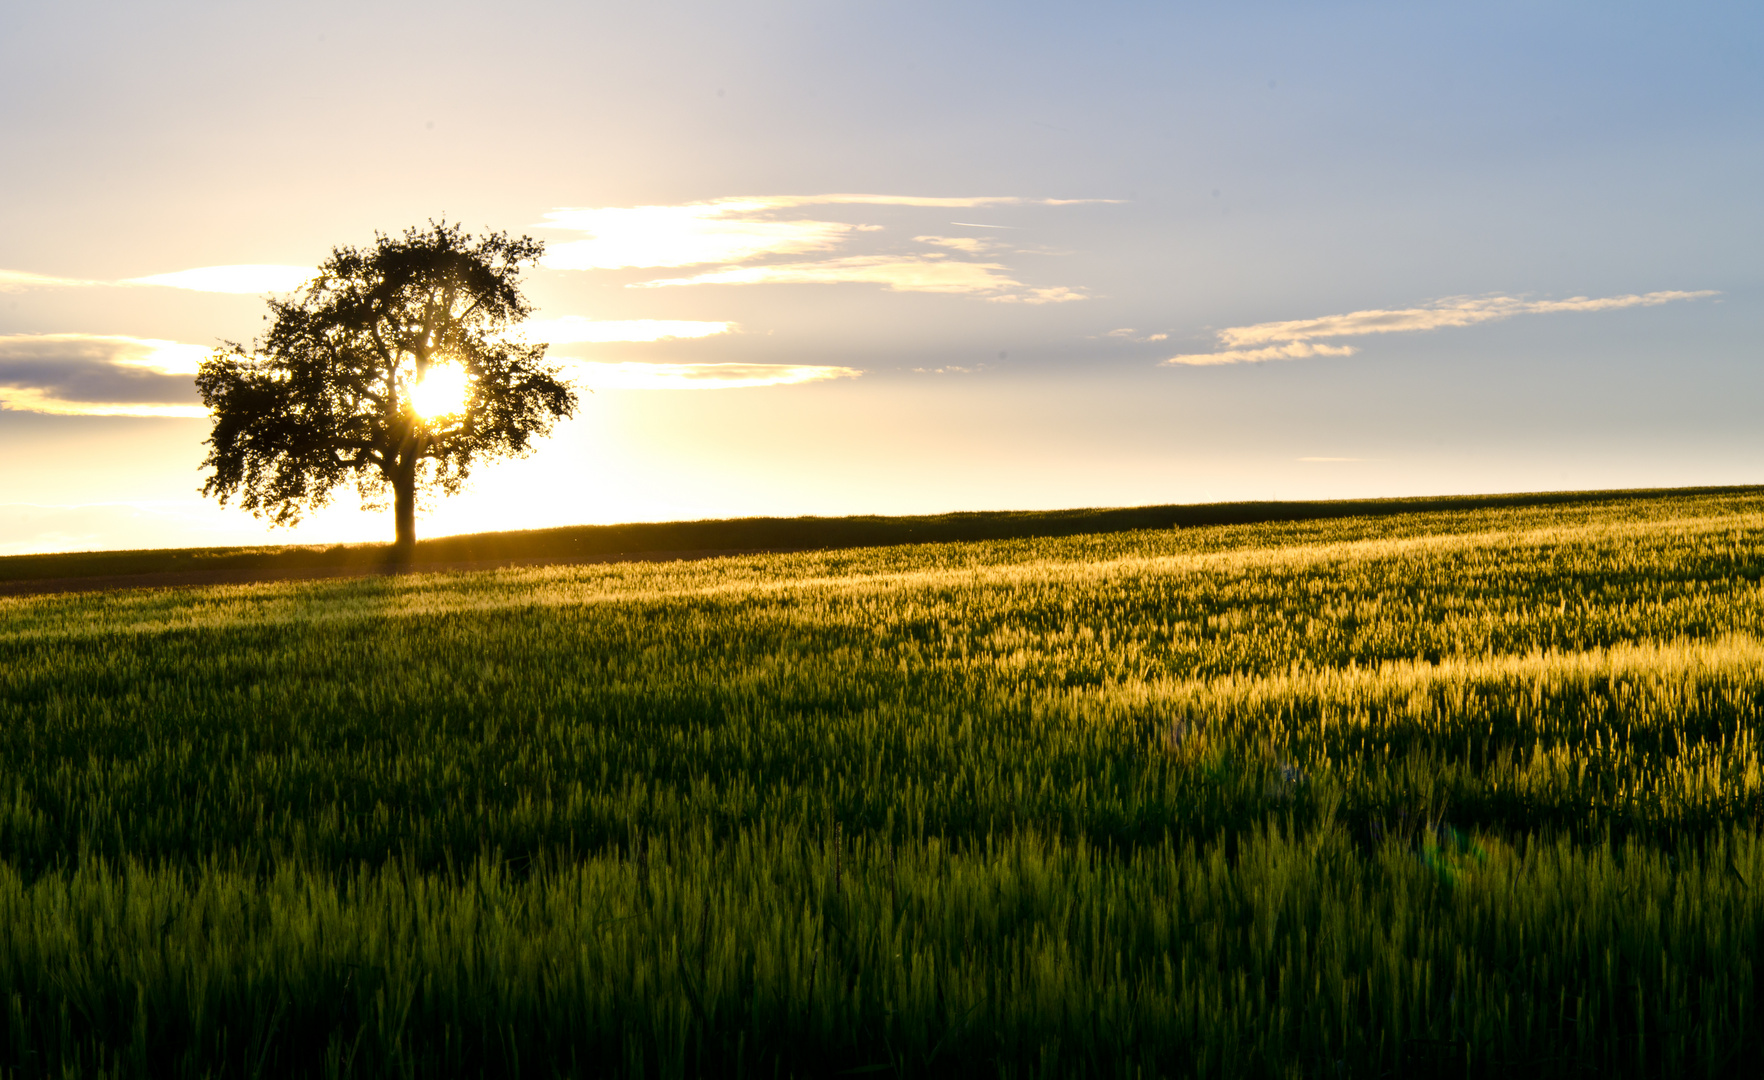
xmin=2 ymin=1 xmax=1759 ymax=553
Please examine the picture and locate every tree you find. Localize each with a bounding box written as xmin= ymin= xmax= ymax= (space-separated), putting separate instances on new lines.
xmin=196 ymin=222 xmax=577 ymax=557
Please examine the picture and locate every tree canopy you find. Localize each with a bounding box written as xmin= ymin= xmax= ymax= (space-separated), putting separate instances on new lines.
xmin=196 ymin=223 xmax=577 ymax=553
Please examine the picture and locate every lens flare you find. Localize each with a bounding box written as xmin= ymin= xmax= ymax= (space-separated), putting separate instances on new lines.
xmin=410 ymin=362 xmax=469 ymax=419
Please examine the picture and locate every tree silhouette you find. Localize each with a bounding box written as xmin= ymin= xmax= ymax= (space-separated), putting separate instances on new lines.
xmin=196 ymin=223 xmax=577 ymax=556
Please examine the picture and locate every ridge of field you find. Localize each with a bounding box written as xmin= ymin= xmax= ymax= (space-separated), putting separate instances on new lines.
xmin=4 ymin=489 xmax=1764 ymax=1076
xmin=5 ymin=482 xmax=1757 ymax=587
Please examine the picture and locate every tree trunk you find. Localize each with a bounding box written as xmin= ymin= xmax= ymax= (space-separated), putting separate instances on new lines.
xmin=392 ymin=466 xmax=417 ymax=561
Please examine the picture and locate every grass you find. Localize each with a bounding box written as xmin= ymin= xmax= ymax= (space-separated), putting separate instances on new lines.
xmin=4 ymin=483 xmax=1756 ymax=584
xmin=3 ymin=489 xmax=1764 ymax=1075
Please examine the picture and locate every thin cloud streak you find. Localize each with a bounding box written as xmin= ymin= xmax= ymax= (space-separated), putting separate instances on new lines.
xmin=0 ymin=269 xmax=101 ymax=291
xmin=558 ymin=360 xmax=861 ymax=390
xmin=518 ymin=316 xmax=735 ymax=344
xmin=124 ymin=264 xmax=315 ymax=294
xmin=916 ymin=235 xmax=999 ymax=254
xmin=1167 ymin=290 xmax=1719 ymax=366
xmin=987 ymin=286 xmax=1088 ymax=305
xmin=540 ymin=200 xmax=854 ymax=270
xmin=631 ymin=255 xmax=1026 ymax=295
xmin=0 ymin=388 xmax=207 ymax=418
xmin=0 ymin=264 xmax=315 ymax=294
xmin=1219 ymin=291 xmax=1719 ymax=347
xmin=698 ymin=194 xmax=1115 ymax=209
xmin=538 ymin=195 xmax=1108 ymax=290
xmin=763 ymin=195 xmax=1029 ymax=209
xmin=1166 ymin=342 xmax=1358 ymax=366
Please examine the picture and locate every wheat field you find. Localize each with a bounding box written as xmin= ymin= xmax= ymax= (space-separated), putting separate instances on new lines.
xmin=4 ymin=492 xmax=1764 ymax=1076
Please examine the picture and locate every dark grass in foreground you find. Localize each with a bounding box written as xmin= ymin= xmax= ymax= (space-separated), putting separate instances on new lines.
xmin=5 ymin=491 xmax=1764 ymax=1075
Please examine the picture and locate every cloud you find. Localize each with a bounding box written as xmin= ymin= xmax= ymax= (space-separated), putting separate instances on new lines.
xmin=538 ymin=195 xmax=1104 ymax=302
xmin=916 ymin=235 xmax=1001 ymax=254
xmin=717 ymin=194 xmax=1116 ymax=210
xmin=764 ymin=195 xmax=1030 ymax=209
xmin=1168 ymin=290 xmax=1719 ymax=366
xmin=0 ymin=269 xmax=101 ymax=291
xmin=540 ymin=200 xmax=854 ymax=270
xmin=1165 ymin=342 xmax=1359 ymax=366
xmin=557 ymin=360 xmax=861 ymax=390
xmin=631 ymin=255 xmax=1029 ymax=296
xmin=538 ymin=195 xmax=1071 ymax=271
xmin=1217 ymin=291 xmax=1720 ymax=347
xmin=518 ymin=315 xmax=735 ymax=344
xmin=0 ymin=334 xmax=209 ymax=417
xmin=986 ymin=285 xmax=1089 ymax=305
xmin=124 ymin=264 xmax=315 ymax=294
xmin=0 ymin=264 xmax=315 ymax=295
xmin=1106 ymin=328 xmax=1168 ymax=343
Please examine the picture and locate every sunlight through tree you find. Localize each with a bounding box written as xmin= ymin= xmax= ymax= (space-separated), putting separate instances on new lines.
xmin=196 ymin=223 xmax=577 ymax=557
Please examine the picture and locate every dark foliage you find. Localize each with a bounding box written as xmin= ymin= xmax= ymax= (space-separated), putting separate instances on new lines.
xmin=196 ymin=222 xmax=577 ymax=550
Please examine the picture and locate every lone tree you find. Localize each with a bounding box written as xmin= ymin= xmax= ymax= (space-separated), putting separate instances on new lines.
xmin=197 ymin=223 xmax=577 ymax=556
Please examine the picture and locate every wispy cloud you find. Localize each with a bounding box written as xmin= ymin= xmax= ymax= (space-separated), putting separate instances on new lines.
xmin=1167 ymin=342 xmax=1359 ymax=366
xmin=539 ymin=194 xmax=1100 ymax=302
xmin=915 ymin=235 xmax=1001 ymax=254
xmin=0 ymin=264 xmax=314 ymax=295
xmin=1104 ymin=328 xmax=1169 ymax=343
xmin=124 ymin=264 xmax=314 ymax=294
xmin=631 ymin=255 xmax=1028 ymax=296
xmin=557 ymin=361 xmax=860 ymax=390
xmin=764 ymin=195 xmax=1067 ymax=209
xmin=1166 ymin=290 xmax=1719 ymax=366
xmin=538 ymin=195 xmax=1093 ymax=271
xmin=540 ymin=199 xmax=855 ymax=271
xmin=1218 ymin=291 xmax=1718 ymax=347
xmin=518 ymin=315 xmax=735 ymax=344
xmin=0 ymin=269 xmax=101 ymax=291
xmin=986 ymin=286 xmax=1088 ymax=305
xmin=0 ymin=334 xmax=208 ymax=417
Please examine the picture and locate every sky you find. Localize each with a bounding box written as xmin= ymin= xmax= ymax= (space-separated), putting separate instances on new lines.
xmin=2 ymin=1 xmax=1760 ymax=555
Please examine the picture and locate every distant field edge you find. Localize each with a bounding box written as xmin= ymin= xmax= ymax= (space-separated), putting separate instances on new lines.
xmin=5 ymin=483 xmax=1760 ymax=593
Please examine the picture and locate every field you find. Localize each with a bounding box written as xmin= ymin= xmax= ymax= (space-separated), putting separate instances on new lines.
xmin=5 ymin=490 xmax=1764 ymax=1076
xmin=3 ymin=486 xmax=1731 ymax=591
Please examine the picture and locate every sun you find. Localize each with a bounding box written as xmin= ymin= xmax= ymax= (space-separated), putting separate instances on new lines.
xmin=410 ymin=361 xmax=470 ymax=419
